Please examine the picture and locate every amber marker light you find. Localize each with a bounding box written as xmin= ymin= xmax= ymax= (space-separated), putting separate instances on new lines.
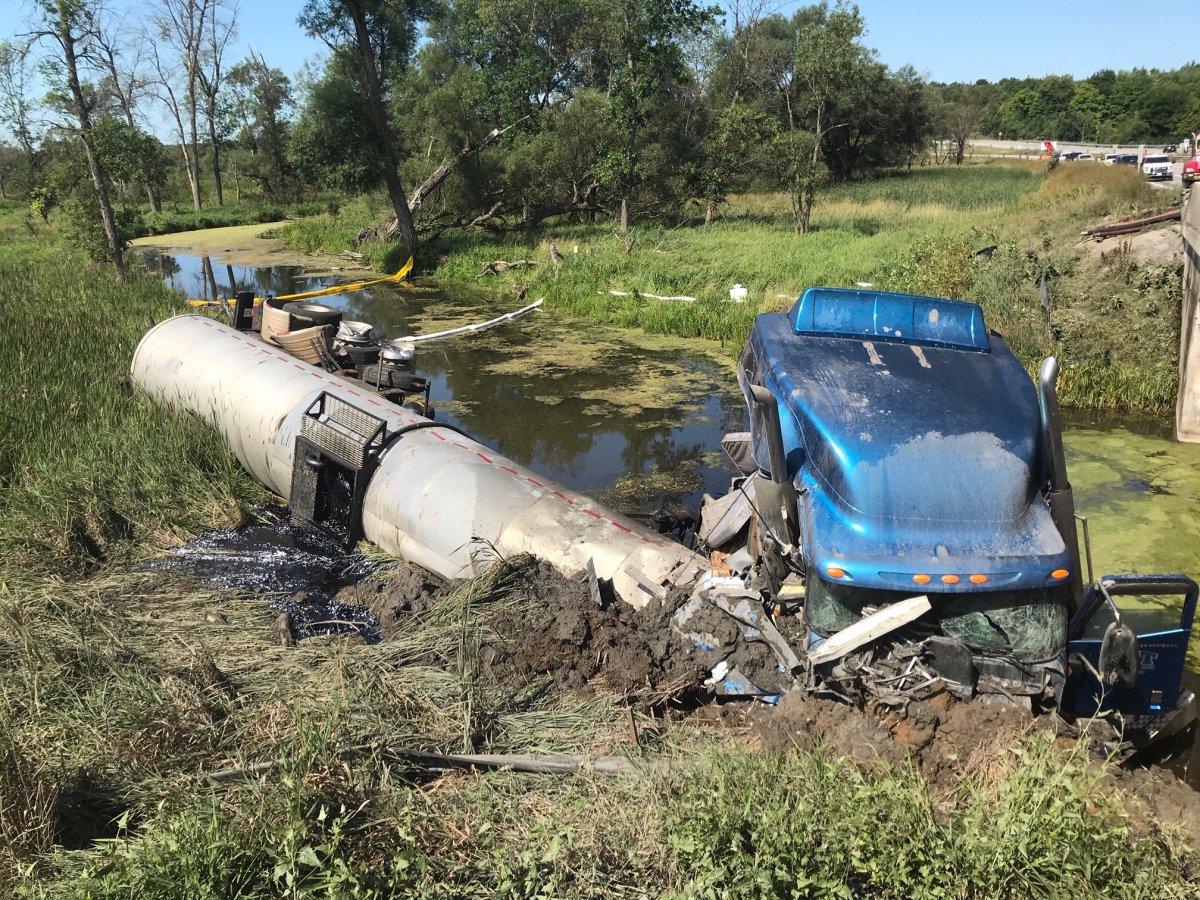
xmin=1051 ymin=569 xmax=1070 ymax=580
xmin=969 ymin=574 xmax=988 ymax=584
xmin=941 ymin=574 xmax=961 ymax=585
xmin=826 ymin=566 xmax=846 ymax=579
xmin=912 ymin=574 xmax=931 ymax=585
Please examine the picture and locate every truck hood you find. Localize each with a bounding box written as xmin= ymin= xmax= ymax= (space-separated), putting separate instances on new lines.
xmin=743 ymin=290 xmax=1069 ymax=587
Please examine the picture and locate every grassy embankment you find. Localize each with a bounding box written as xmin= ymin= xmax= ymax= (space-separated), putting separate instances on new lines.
xmin=126 ymin=199 xmax=336 ymax=240
xmin=281 ymin=162 xmax=1182 ymax=411
xmin=1 ymin=204 xmax=1197 ymax=897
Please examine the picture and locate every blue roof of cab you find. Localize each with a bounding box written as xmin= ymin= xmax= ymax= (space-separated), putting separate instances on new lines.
xmin=792 ymin=287 xmax=990 ymax=352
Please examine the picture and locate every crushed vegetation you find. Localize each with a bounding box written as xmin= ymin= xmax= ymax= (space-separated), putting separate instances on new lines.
xmin=4 ymin=548 xmax=1200 ymax=898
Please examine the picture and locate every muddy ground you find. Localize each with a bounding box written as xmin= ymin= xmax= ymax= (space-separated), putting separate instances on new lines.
xmin=340 ymin=557 xmax=1200 ymax=849
xmin=338 ymin=559 xmax=712 ymax=698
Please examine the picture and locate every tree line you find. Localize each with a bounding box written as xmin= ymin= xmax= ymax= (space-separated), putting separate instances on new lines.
xmin=930 ymin=64 xmax=1200 ymax=149
xmin=2 ymin=1 xmax=961 ymax=279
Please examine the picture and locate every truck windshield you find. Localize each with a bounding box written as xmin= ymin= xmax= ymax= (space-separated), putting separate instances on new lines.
xmin=806 ymin=578 xmax=1068 ymax=662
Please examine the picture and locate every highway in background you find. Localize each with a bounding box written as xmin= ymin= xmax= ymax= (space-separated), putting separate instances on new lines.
xmin=967 ymin=138 xmax=1186 ymax=188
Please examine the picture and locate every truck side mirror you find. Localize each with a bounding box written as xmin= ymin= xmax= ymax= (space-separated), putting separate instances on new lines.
xmin=1098 ymin=621 xmax=1139 ymax=689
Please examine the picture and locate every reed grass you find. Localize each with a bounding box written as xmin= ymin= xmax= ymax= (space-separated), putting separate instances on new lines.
xmin=278 ymin=162 xmax=1179 ymax=409
xmin=434 ymin=163 xmax=1177 ymax=410
xmin=0 ymin=210 xmax=263 ymax=577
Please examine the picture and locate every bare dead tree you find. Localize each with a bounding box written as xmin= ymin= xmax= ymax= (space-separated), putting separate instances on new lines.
xmin=93 ymin=11 xmax=160 ymax=209
xmin=153 ymin=0 xmax=211 ymax=209
xmin=148 ymin=39 xmax=199 ymax=207
xmin=196 ymin=0 xmax=237 ymax=205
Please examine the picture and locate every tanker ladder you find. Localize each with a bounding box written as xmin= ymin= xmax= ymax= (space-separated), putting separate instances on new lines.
xmin=290 ymin=391 xmax=391 ymax=547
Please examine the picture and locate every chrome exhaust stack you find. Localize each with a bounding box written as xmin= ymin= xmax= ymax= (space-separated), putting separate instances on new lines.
xmin=1037 ymin=356 xmax=1085 ymax=610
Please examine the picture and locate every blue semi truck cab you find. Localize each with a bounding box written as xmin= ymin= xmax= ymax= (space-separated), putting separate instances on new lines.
xmin=733 ymin=286 xmax=1196 ymax=741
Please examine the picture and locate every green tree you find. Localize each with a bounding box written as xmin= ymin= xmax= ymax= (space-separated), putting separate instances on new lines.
xmin=694 ymin=97 xmax=775 ymax=223
xmin=33 ymin=0 xmax=126 ymax=279
xmin=596 ymin=0 xmax=716 ymax=231
xmin=1068 ymin=81 xmax=1106 ymax=142
xmin=289 ymin=60 xmax=383 ymax=192
xmin=89 ymin=117 xmax=168 ymax=208
xmin=789 ymin=1 xmax=866 ymax=233
xmin=0 ymin=141 xmax=26 ymax=200
xmin=228 ymin=52 xmax=293 ymax=201
xmin=822 ymin=61 xmax=929 ymax=177
xmin=299 ymin=0 xmax=432 ymax=259
xmin=0 ymin=41 xmax=38 ymax=166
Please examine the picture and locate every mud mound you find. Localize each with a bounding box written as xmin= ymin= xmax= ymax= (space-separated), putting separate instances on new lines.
xmin=340 ymin=559 xmax=708 ymax=698
xmin=486 ymin=561 xmax=708 ymax=697
xmin=752 ymin=691 xmax=1040 ymax=791
xmin=336 ymin=565 xmax=459 ymax=640
xmin=1107 ymin=764 xmax=1200 ymax=849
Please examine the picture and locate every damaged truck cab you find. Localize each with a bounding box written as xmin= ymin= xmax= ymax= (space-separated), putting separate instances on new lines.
xmin=729 ymin=287 xmax=1196 ymax=742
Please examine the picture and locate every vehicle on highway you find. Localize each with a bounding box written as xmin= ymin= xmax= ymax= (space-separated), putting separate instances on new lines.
xmin=1076 ymin=153 xmax=1094 ymax=161
xmin=1184 ymin=158 xmax=1200 ymax=186
xmin=1060 ymin=151 xmax=1081 ymax=161
xmin=1164 ymin=144 xmax=1178 ymax=153
xmin=1142 ymin=154 xmax=1174 ymax=180
xmin=1116 ymin=154 xmax=1139 ymax=167
xmin=1103 ymin=153 xmax=1122 ymax=165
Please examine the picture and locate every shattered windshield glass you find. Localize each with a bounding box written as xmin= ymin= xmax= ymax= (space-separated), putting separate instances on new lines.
xmin=939 ymin=590 xmax=1067 ymax=661
xmin=806 ymin=578 xmax=1068 ymax=662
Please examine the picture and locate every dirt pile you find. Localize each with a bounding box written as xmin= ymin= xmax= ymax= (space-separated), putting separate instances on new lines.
xmin=742 ymin=690 xmax=1035 ymax=790
xmin=1086 ymin=224 xmax=1182 ymax=265
xmin=483 ymin=562 xmax=709 ymax=697
xmin=340 ymin=559 xmax=709 ymax=698
xmin=726 ymin=690 xmax=1200 ymax=849
xmin=337 ymin=565 xmax=460 ymax=639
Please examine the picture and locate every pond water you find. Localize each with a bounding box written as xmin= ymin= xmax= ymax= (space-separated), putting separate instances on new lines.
xmin=138 ymin=249 xmax=746 ymax=514
xmin=139 ymin=248 xmax=1200 ymax=647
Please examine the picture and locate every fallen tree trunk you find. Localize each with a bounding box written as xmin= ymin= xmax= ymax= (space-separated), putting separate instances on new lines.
xmin=1084 ymin=208 xmax=1180 ymax=239
xmin=207 ymin=746 xmax=649 ymax=783
xmin=381 ymin=118 xmax=528 ymax=242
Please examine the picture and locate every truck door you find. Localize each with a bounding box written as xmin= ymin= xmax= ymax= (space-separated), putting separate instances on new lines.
xmin=1062 ymin=575 xmax=1197 ymax=720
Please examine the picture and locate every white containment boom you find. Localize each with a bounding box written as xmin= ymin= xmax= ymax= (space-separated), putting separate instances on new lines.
xmin=131 ymin=316 xmax=705 ymax=607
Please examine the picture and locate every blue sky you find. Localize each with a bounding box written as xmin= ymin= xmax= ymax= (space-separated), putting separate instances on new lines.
xmin=792 ymin=0 xmax=1190 ymax=82
xmin=0 ymin=0 xmax=1189 ymax=113
xmin=223 ymin=0 xmax=1194 ymax=85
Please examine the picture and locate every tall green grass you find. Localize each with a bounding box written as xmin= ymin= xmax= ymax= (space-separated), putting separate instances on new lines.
xmin=0 ymin=210 xmax=262 ymax=575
